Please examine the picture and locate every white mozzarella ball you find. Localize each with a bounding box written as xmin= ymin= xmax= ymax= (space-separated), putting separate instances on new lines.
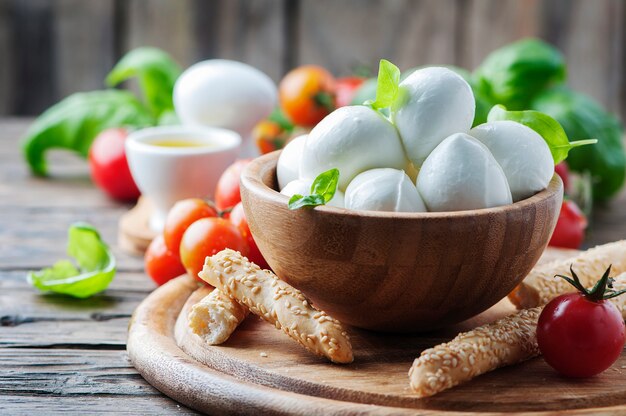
xmin=174 ymin=60 xmax=277 ymax=139
xmin=345 ymin=168 xmax=426 ymax=212
xmin=470 ymin=121 xmax=554 ymax=201
xmin=416 ymin=133 xmax=512 ymax=211
xmin=299 ymin=106 xmax=408 ymax=191
xmin=279 ymin=179 xmax=345 ymax=208
xmin=277 ymin=134 xmax=307 ymax=190
xmin=391 ymin=67 xmax=475 ymax=166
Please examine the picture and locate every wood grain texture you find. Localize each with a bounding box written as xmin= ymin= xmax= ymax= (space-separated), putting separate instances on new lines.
xmin=130 ymin=272 xmax=626 ymax=414
xmin=240 ymin=151 xmax=563 ymax=331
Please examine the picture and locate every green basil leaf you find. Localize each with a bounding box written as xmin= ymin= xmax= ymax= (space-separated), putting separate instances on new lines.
xmin=288 ymin=194 xmax=326 ymax=210
xmin=106 ymin=47 xmax=182 ymax=118
xmin=367 ymin=59 xmax=401 ymax=110
xmin=487 ymin=105 xmax=596 ymax=164
xmin=475 ymin=38 xmax=566 ymax=110
xmin=532 ymin=87 xmax=626 ymax=201
xmin=310 ymin=168 xmax=340 ymax=203
xmin=21 ymin=90 xmax=154 ymax=176
xmin=288 ymin=168 xmax=340 ymax=210
xmin=28 ymin=223 xmax=116 ymax=298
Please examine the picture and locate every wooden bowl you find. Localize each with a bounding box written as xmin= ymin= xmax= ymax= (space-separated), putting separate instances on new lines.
xmin=240 ymin=151 xmax=563 ymax=332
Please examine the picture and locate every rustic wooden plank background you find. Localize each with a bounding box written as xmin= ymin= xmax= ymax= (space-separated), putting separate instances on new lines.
xmin=0 ymin=0 xmax=625 ymax=119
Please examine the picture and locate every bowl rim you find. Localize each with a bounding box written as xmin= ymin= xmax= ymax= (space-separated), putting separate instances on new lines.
xmin=242 ymin=150 xmax=564 ymax=219
xmin=126 ymin=125 xmax=242 ymax=156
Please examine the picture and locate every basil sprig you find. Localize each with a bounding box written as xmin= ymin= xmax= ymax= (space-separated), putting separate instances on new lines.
xmin=28 ymin=223 xmax=116 ymax=298
xmin=487 ymin=105 xmax=597 ymax=164
xmin=288 ymin=168 xmax=340 ymax=210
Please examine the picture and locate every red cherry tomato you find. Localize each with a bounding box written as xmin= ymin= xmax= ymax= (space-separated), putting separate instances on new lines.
xmin=548 ymin=200 xmax=587 ymax=249
xmin=179 ymin=218 xmax=249 ymax=281
xmin=144 ymin=235 xmax=186 ymax=286
xmin=555 ymin=161 xmax=570 ymax=192
xmin=163 ymin=198 xmax=218 ymax=252
xmin=89 ymin=128 xmax=141 ymax=201
xmin=214 ymin=159 xmax=251 ymax=211
xmin=335 ymin=76 xmax=366 ymax=108
xmin=538 ymin=292 xmax=626 ymax=378
xmin=229 ymin=202 xmax=270 ymax=269
xmin=279 ymin=65 xmax=336 ymax=126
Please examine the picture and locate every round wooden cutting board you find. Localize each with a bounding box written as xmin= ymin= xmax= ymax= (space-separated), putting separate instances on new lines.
xmin=127 ymin=249 xmax=626 ymax=415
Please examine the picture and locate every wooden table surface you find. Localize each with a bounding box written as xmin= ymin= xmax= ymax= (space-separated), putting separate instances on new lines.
xmin=1 ymin=117 xmax=625 ymax=415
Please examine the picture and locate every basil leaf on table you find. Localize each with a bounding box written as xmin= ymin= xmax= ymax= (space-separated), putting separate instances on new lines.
xmin=289 ymin=168 xmax=340 ymax=210
xmin=28 ymin=223 xmax=116 ymax=298
xmin=532 ymin=87 xmax=626 ymax=201
xmin=107 ymin=47 xmax=182 ymax=118
xmin=487 ymin=105 xmax=596 ymax=164
xmin=21 ymin=90 xmax=154 ymax=176
xmin=474 ymin=38 xmax=566 ymax=110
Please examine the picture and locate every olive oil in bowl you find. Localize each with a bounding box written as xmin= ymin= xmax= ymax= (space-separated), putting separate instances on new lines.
xmin=149 ymin=139 xmax=214 ymax=148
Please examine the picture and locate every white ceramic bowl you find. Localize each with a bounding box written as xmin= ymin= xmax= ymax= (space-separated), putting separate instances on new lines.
xmin=126 ymin=126 xmax=241 ymax=231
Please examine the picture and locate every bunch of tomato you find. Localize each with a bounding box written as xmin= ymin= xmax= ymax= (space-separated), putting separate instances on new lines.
xmin=144 ymin=159 xmax=269 ymax=286
xmin=253 ymin=65 xmax=366 ymax=155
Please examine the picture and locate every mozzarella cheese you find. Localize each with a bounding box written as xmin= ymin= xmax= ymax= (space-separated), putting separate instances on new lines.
xmin=416 ymin=133 xmax=512 ymax=211
xmin=299 ymin=106 xmax=408 ymax=191
xmin=391 ymin=67 xmax=475 ymax=166
xmin=277 ymin=134 xmax=307 ymax=190
xmin=345 ymin=168 xmax=426 ymax=212
xmin=174 ymin=59 xmax=277 ymax=140
xmin=470 ymin=121 xmax=554 ymax=201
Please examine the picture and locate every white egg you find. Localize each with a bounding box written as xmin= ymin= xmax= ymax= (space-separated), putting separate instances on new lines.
xmin=470 ymin=121 xmax=555 ymax=202
xmin=391 ymin=67 xmax=475 ymax=166
xmin=174 ymin=59 xmax=277 ymax=148
xmin=345 ymin=168 xmax=426 ymax=212
xmin=280 ymin=179 xmax=345 ymax=208
xmin=299 ymin=106 xmax=408 ymax=190
xmin=277 ymin=134 xmax=307 ymax=190
xmin=416 ymin=133 xmax=512 ymax=212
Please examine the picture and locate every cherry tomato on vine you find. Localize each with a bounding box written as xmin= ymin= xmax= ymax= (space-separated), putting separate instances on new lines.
xmin=144 ymin=235 xmax=186 ymax=286
xmin=163 ymin=198 xmax=218 ymax=252
xmin=179 ymin=217 xmax=249 ymax=281
xmin=548 ymin=200 xmax=587 ymax=249
xmin=252 ymin=119 xmax=290 ymax=155
xmin=215 ymin=159 xmax=252 ymax=211
xmin=89 ymin=128 xmax=140 ymax=201
xmin=229 ymin=202 xmax=270 ymax=269
xmin=537 ymin=266 xmax=626 ymax=378
xmin=279 ymin=65 xmax=336 ymax=126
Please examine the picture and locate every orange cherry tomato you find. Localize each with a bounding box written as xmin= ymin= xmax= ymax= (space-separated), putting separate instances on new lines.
xmin=214 ymin=159 xmax=252 ymax=211
xmin=163 ymin=198 xmax=218 ymax=252
xmin=229 ymin=202 xmax=270 ymax=269
xmin=279 ymin=65 xmax=336 ymax=126
xmin=179 ymin=218 xmax=249 ymax=281
xmin=145 ymin=235 xmax=187 ymax=286
xmin=252 ymin=120 xmax=290 ymax=155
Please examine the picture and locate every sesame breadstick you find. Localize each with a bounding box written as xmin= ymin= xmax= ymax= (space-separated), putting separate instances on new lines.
xmin=410 ymin=274 xmax=626 ymax=398
xmin=188 ymin=287 xmax=249 ymax=345
xmin=509 ymin=240 xmax=626 ymax=309
xmin=198 ymin=249 xmax=353 ymax=364
xmin=409 ymin=307 xmax=541 ymax=398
